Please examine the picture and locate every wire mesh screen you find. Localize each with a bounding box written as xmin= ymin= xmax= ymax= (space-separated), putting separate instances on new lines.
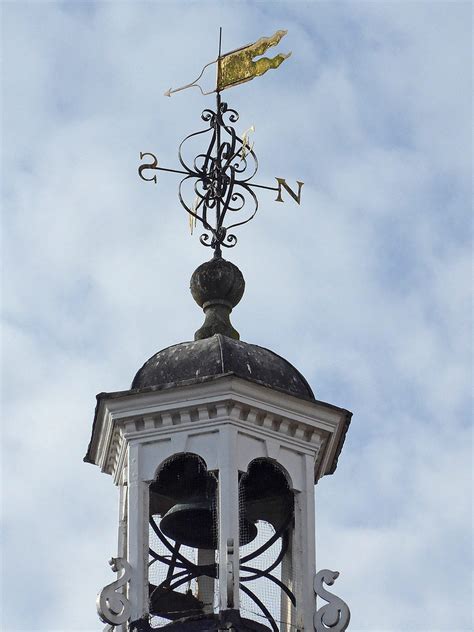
xmin=239 ymin=460 xmax=296 ymax=632
xmin=148 ymin=453 xmax=219 ymax=628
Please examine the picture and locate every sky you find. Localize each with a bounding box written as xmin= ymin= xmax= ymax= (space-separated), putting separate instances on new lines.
xmin=1 ymin=1 xmax=472 ymax=631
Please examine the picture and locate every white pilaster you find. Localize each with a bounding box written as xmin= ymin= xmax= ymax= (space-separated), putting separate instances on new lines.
xmin=127 ymin=443 xmax=149 ymax=622
xmin=217 ymin=425 xmax=240 ymax=610
xmin=301 ymin=453 xmax=316 ymax=631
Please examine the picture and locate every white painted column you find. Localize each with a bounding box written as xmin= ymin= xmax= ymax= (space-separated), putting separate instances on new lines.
xmin=301 ymin=453 xmax=316 ymax=632
xmin=117 ymin=478 xmax=128 ymax=559
xmin=217 ymin=425 xmax=240 ymax=611
xmin=127 ymin=443 xmax=149 ymax=622
xmin=116 ymin=480 xmax=128 ymax=632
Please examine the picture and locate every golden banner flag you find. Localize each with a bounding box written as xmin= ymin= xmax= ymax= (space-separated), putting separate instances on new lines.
xmin=217 ymin=30 xmax=291 ymax=92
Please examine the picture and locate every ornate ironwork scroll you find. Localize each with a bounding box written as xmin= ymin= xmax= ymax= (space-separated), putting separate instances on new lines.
xmin=149 ymin=510 xmax=295 ymax=631
xmin=97 ymin=557 xmax=132 ymax=630
xmin=239 ymin=511 xmax=295 ymax=632
xmin=177 ymin=95 xmax=258 ymax=257
xmin=314 ymin=569 xmax=350 ymax=632
xmin=148 ymin=515 xmax=217 ymax=619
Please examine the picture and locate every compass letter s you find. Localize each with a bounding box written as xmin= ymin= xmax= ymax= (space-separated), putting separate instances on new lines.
xmin=275 ymin=177 xmax=304 ymax=205
xmin=138 ymin=151 xmax=159 ymax=184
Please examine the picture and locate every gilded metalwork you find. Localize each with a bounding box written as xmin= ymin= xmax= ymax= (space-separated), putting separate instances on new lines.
xmin=217 ymin=30 xmax=291 ymax=92
xmin=164 ymin=30 xmax=290 ymax=97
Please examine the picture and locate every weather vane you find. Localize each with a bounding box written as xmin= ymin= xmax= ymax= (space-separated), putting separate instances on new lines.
xmin=138 ymin=28 xmax=303 ymax=258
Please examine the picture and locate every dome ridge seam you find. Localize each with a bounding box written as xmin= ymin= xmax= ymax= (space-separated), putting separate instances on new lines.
xmin=216 ymin=333 xmax=225 ymax=374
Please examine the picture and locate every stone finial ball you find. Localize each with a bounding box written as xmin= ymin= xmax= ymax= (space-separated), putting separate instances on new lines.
xmin=190 ymin=257 xmax=245 ymax=308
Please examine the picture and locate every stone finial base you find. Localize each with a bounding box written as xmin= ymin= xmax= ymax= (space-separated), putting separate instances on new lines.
xmin=190 ymin=258 xmax=245 ymax=341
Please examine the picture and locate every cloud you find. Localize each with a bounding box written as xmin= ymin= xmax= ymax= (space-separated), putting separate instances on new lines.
xmin=1 ymin=2 xmax=471 ymax=630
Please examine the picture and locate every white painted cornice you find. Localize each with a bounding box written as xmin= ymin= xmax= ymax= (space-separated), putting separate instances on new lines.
xmin=85 ymin=375 xmax=351 ymax=483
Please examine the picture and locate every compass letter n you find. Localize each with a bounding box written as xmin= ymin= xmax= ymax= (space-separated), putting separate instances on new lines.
xmin=275 ymin=178 xmax=304 ymax=205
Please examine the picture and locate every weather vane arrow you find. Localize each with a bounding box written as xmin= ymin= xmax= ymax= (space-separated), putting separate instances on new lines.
xmin=140 ymin=28 xmax=304 ymax=258
xmin=164 ymin=60 xmax=216 ymax=97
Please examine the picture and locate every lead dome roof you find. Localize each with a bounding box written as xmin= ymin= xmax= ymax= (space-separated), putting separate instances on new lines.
xmin=132 ymin=333 xmax=315 ymax=401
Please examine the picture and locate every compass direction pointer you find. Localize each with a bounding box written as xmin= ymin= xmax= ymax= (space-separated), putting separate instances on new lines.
xmin=244 ymin=178 xmax=304 ymax=205
xmin=138 ymin=151 xmax=189 ymax=184
xmin=138 ymin=152 xmax=159 ymax=183
xmin=275 ymin=178 xmax=304 ymax=205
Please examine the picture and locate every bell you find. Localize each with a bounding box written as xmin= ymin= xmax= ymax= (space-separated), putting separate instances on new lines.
xmin=160 ymin=496 xmax=217 ymax=549
xmin=160 ymin=495 xmax=258 ymax=550
xmin=150 ymin=454 xmax=258 ymax=549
